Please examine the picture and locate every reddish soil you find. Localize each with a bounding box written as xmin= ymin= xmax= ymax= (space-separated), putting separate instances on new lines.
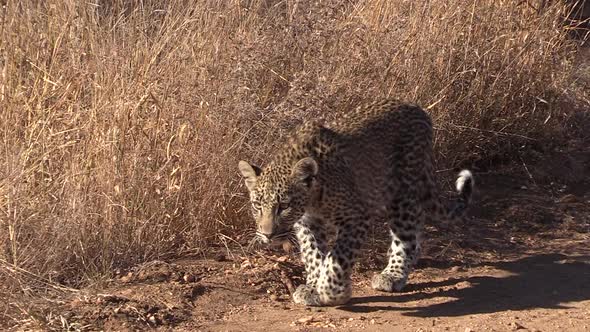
xmin=11 ymin=147 xmax=590 ymax=332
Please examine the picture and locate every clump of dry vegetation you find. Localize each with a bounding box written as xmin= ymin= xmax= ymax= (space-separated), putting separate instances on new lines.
xmin=0 ymin=0 xmax=582 ymax=326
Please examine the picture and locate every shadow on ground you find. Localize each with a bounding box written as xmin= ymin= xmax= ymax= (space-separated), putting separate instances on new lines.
xmin=341 ymin=253 xmax=590 ymax=317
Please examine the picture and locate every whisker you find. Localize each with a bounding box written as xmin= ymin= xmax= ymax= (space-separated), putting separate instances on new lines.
xmin=287 ymin=234 xmax=300 ymax=253
xmin=247 ymin=236 xmax=262 ymax=252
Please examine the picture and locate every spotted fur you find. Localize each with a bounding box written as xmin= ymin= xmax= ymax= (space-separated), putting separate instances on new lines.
xmin=238 ymin=99 xmax=474 ymax=306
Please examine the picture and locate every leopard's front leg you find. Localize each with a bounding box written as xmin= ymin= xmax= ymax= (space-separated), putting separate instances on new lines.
xmin=315 ymin=225 xmax=366 ymax=306
xmin=292 ymin=215 xmax=328 ymax=306
xmin=294 ymin=214 xmax=368 ymax=306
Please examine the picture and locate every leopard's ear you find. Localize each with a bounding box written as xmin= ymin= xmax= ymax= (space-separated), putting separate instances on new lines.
xmin=292 ymin=157 xmax=318 ymax=188
xmin=238 ymin=161 xmax=262 ymax=191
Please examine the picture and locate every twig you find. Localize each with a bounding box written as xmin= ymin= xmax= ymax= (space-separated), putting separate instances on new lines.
xmin=217 ymin=233 xmax=248 ymax=259
xmin=0 ymin=259 xmax=79 ymax=293
xmin=279 ymin=270 xmax=296 ymax=295
xmin=519 ymin=154 xmax=538 ymax=188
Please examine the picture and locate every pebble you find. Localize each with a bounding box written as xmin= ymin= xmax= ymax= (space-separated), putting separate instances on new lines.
xmin=509 ymin=321 xmax=525 ymax=330
xmin=297 ymin=316 xmax=315 ymax=324
xmin=183 ymin=274 xmax=196 ymax=283
xmin=120 ymin=272 xmax=133 ymax=283
xmin=148 ymin=315 xmax=158 ymax=325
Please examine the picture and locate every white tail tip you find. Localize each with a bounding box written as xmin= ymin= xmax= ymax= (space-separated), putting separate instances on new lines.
xmin=455 ymin=169 xmax=474 ymax=192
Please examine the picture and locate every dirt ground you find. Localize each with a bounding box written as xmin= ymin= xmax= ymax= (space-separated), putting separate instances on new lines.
xmin=8 ymin=143 xmax=587 ymax=332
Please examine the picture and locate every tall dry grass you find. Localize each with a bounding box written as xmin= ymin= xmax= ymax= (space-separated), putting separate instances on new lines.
xmin=0 ymin=0 xmax=580 ymax=325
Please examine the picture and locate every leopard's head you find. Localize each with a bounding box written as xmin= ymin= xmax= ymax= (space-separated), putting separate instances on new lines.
xmin=238 ymin=157 xmax=318 ymax=244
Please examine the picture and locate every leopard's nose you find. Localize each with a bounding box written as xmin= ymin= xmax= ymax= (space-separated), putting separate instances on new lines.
xmin=258 ymin=219 xmax=274 ymax=238
xmin=257 ymin=231 xmax=272 ymax=244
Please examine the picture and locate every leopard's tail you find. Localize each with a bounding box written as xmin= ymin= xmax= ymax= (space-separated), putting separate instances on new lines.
xmin=447 ymin=170 xmax=474 ymax=219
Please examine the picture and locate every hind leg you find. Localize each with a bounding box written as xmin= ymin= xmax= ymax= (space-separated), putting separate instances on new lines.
xmin=372 ymin=197 xmax=424 ymax=292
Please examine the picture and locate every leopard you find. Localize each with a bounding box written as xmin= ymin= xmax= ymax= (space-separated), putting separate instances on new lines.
xmin=238 ymin=98 xmax=474 ymax=307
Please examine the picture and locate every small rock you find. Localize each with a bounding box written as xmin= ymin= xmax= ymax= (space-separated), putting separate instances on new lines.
xmin=148 ymin=315 xmax=158 ymax=325
xmin=183 ymin=274 xmax=196 ymax=283
xmin=509 ymin=321 xmax=525 ymax=330
xmin=297 ymin=316 xmax=315 ymax=324
xmin=270 ymin=294 xmax=279 ymax=301
xmin=120 ymin=272 xmax=133 ymax=283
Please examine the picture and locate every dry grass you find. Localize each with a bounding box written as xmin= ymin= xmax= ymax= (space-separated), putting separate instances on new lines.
xmin=0 ymin=0 xmax=582 ymax=327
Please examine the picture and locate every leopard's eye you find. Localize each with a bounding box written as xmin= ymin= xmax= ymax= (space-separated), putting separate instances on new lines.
xmin=251 ymin=203 xmax=262 ymax=217
xmin=277 ymin=201 xmax=290 ymax=214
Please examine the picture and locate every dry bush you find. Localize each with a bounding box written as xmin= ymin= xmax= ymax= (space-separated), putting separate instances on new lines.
xmin=0 ymin=0 xmax=580 ymax=324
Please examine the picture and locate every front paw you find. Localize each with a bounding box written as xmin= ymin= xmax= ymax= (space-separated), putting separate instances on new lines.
xmin=371 ymin=273 xmax=407 ymax=292
xmin=292 ymin=284 xmax=321 ymax=306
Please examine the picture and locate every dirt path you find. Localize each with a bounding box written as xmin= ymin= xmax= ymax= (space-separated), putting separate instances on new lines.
xmin=204 ymin=251 xmax=590 ymax=332
xmin=15 ymin=149 xmax=590 ymax=332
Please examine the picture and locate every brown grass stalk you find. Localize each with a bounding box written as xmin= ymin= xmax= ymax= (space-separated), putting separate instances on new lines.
xmin=0 ymin=0 xmax=581 ymax=326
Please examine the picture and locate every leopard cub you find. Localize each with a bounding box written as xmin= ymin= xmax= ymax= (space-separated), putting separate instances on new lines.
xmin=238 ymin=99 xmax=474 ymax=306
